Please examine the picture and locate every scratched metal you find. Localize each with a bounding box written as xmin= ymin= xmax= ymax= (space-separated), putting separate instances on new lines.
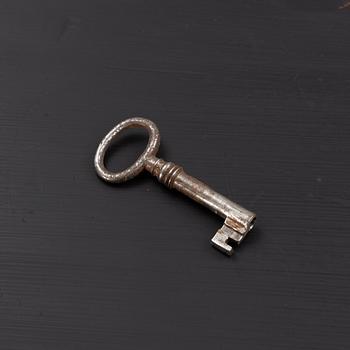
xmin=94 ymin=117 xmax=256 ymax=255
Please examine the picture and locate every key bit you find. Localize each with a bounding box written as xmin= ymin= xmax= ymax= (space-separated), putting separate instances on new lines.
xmin=94 ymin=117 xmax=256 ymax=256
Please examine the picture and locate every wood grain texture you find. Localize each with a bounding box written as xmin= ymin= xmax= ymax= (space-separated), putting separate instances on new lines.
xmin=0 ymin=1 xmax=349 ymax=349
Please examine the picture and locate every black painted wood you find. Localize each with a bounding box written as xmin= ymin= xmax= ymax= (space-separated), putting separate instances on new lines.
xmin=1 ymin=1 xmax=349 ymax=349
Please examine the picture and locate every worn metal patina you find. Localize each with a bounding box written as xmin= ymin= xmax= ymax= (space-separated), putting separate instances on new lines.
xmin=94 ymin=117 xmax=256 ymax=255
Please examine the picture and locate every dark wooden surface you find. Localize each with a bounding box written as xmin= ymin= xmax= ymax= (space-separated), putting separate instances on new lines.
xmin=1 ymin=1 xmax=350 ymax=349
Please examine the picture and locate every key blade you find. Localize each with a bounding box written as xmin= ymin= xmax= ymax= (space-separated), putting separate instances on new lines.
xmin=211 ymin=223 xmax=245 ymax=256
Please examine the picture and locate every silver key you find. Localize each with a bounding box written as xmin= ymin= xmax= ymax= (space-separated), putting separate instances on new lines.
xmin=94 ymin=117 xmax=256 ymax=255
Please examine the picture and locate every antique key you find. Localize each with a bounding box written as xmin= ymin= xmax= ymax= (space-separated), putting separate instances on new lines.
xmin=94 ymin=118 xmax=256 ymax=255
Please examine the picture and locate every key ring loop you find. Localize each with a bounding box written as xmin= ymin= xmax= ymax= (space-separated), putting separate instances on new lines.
xmin=94 ymin=117 xmax=160 ymax=183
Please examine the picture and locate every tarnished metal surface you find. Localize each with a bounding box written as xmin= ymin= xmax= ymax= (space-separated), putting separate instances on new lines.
xmin=94 ymin=117 xmax=256 ymax=255
xmin=94 ymin=118 xmax=160 ymax=183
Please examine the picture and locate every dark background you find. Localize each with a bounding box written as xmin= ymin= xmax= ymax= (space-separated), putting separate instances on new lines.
xmin=1 ymin=1 xmax=350 ymax=349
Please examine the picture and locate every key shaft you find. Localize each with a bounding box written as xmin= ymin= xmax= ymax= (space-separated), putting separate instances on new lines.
xmin=145 ymin=156 xmax=255 ymax=255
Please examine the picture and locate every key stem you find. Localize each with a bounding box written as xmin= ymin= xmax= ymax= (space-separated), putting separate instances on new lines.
xmin=144 ymin=156 xmax=255 ymax=236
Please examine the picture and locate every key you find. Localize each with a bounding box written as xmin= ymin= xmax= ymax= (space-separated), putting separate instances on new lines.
xmin=94 ymin=117 xmax=256 ymax=255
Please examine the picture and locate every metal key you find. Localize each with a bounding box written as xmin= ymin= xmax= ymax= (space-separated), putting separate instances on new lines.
xmin=94 ymin=117 xmax=256 ymax=255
